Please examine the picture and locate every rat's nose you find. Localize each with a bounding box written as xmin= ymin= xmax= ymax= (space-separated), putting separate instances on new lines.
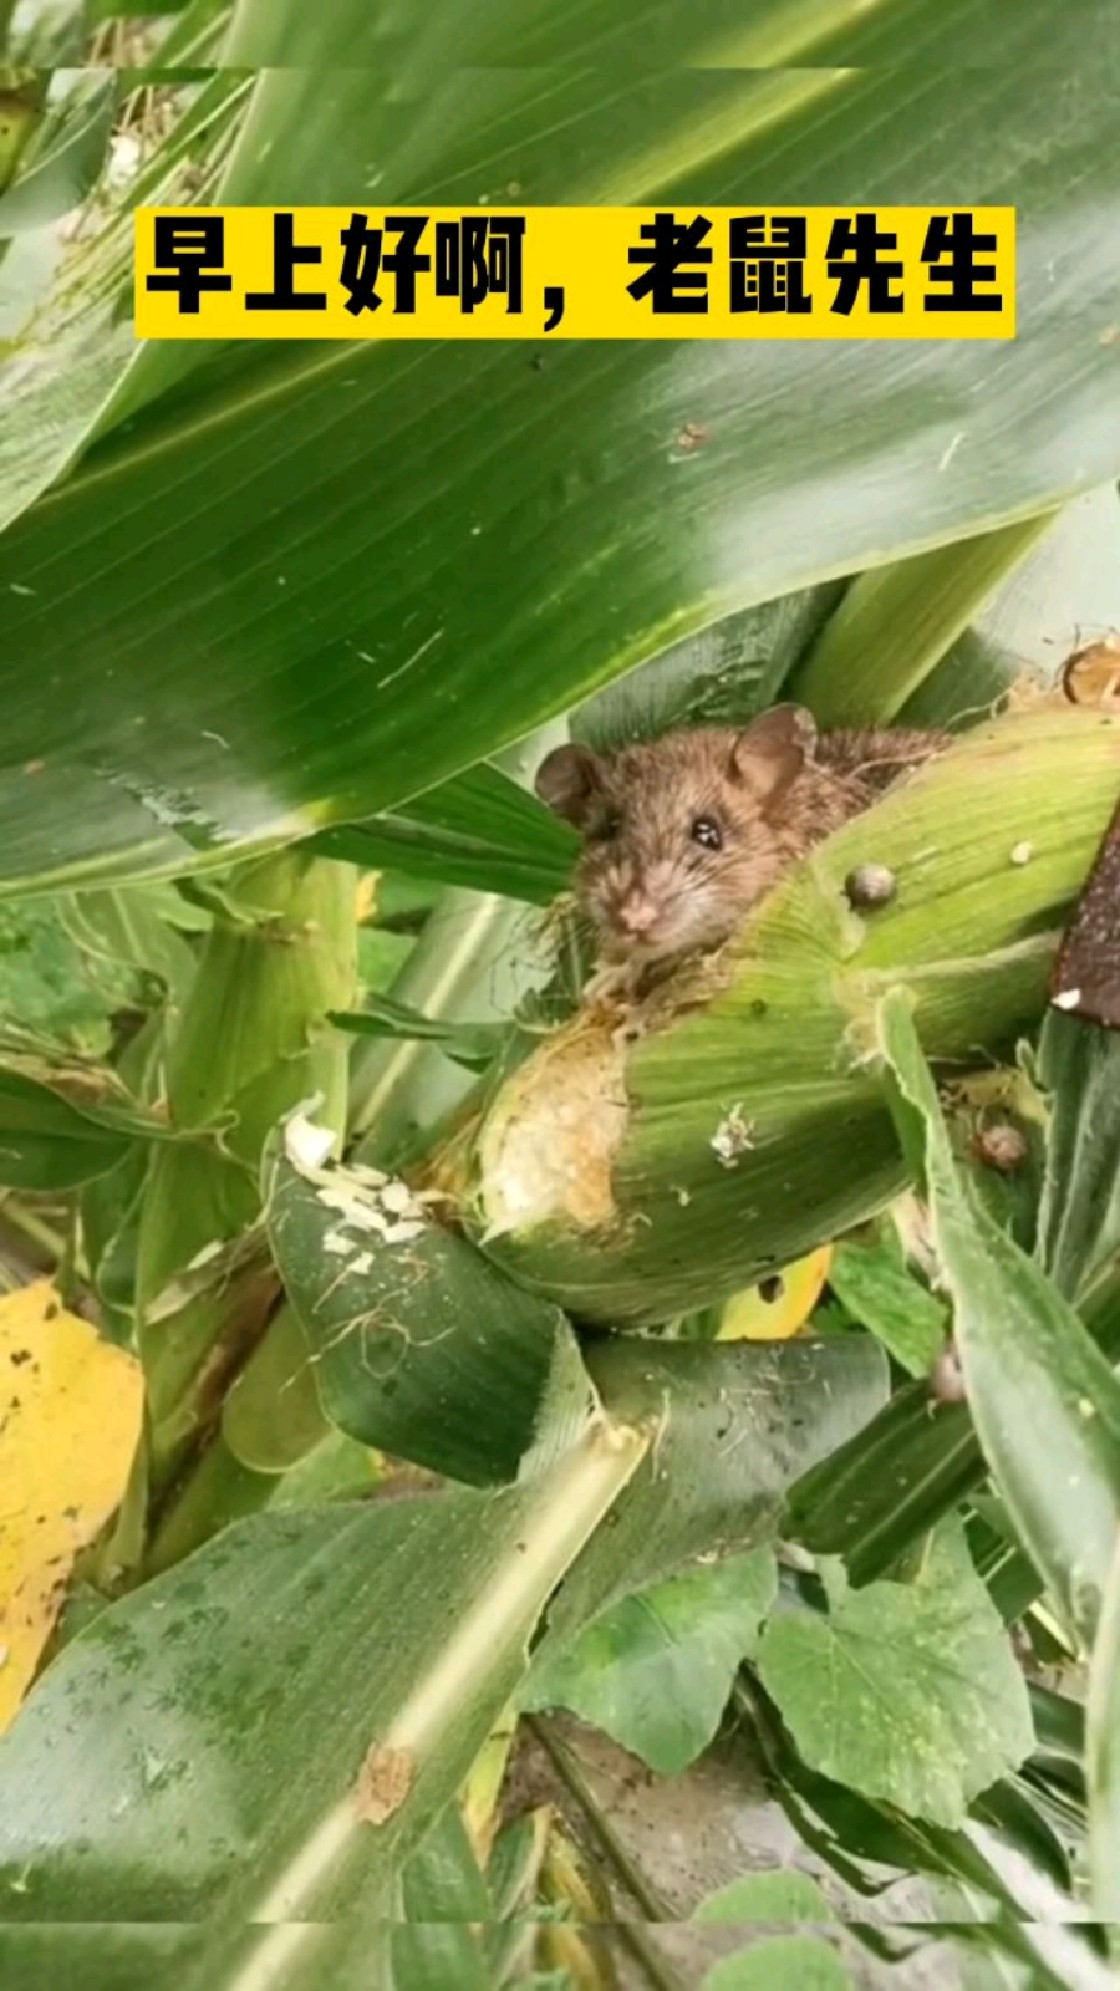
xmin=615 ymin=890 xmax=660 ymax=935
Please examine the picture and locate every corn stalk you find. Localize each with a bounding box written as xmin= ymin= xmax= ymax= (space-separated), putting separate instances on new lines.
xmin=136 ymin=850 xmax=356 ymax=1504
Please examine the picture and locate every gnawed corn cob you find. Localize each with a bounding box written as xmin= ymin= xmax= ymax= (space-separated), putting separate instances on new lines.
xmin=462 ymin=705 xmax=1120 ymax=1327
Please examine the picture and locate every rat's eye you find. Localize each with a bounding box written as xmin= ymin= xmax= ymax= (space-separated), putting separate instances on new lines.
xmin=690 ymin=814 xmax=723 ymax=851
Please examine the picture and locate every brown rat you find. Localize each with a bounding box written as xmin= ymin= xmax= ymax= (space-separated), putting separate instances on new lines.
xmin=535 ymin=703 xmax=947 ymax=965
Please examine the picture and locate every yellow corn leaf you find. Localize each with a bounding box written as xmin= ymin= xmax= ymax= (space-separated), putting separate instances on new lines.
xmin=460 ymin=1700 xmax=519 ymax=1862
xmin=0 ymin=1281 xmax=142 ymax=1730
xmin=355 ymin=871 xmax=380 ymax=923
xmin=717 ymin=1245 xmax=834 ymax=1341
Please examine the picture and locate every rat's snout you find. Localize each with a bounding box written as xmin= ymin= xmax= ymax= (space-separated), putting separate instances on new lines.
xmin=613 ymin=888 xmax=662 ymax=937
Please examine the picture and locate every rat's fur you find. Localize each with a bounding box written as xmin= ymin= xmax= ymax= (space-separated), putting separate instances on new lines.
xmin=535 ymin=704 xmax=947 ymax=965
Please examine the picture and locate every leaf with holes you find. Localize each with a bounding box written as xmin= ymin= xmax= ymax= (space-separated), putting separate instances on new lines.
xmin=755 ymin=1521 xmax=1033 ymax=1828
xmin=522 ymin=1546 xmax=777 ymax=1774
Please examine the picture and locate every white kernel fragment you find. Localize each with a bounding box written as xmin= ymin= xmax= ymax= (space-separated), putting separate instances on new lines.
xmin=285 ymin=1111 xmax=336 ymax=1172
xmin=711 ymin=1104 xmax=755 ymax=1169
xmin=314 ymin=1186 xmax=389 ymax=1233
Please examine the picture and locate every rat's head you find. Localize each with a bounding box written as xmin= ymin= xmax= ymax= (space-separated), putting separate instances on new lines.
xmin=535 ymin=705 xmax=818 ymax=962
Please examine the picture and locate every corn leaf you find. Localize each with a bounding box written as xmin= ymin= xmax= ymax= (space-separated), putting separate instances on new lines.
xmin=1087 ymin=1529 xmax=1120 ymax=1923
xmin=827 ymin=1234 xmax=947 ymax=1379
xmin=220 ymin=1302 xmax=331 ymax=1474
xmin=4 ymin=1 xmax=1120 ymax=887
xmin=792 ymin=516 xmax=1054 ymax=725
xmin=310 ymin=766 xmax=577 ymax=906
xmin=874 ymin=987 xmax=1120 ymax=1644
xmin=901 ymin=483 xmax=1120 ymax=729
xmin=0 ymin=1427 xmax=646 ymax=1929
xmin=0 ymin=1280 xmax=142 ymax=1731
xmin=136 ymin=851 xmax=355 ymax=1484
xmin=265 ymin=1146 xmax=592 ymax=1487
xmin=786 ymin=1382 xmax=978 ymax=1585
xmin=330 ymin=997 xmax=505 ymax=1074
xmin=1 ymin=65 xmax=246 ymax=534
xmin=788 ymin=1262 xmax=1120 ymax=1589
xmin=0 ymin=1328 xmax=883 ymax=1940
xmin=1035 ymin=1011 xmax=1120 ymax=1306
xmin=0 ymin=1050 xmax=172 ymax=1189
xmin=540 ymin=1334 xmax=888 ymax=1655
xmin=58 ymin=883 xmax=206 ymax=1006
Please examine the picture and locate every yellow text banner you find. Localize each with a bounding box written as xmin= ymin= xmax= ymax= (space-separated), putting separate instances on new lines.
xmin=135 ymin=206 xmax=1015 ymax=342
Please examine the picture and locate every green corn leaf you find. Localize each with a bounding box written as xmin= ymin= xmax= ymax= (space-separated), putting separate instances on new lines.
xmin=311 ymin=766 xmax=577 ymax=906
xmin=0 ymin=1422 xmax=647 ymax=1931
xmin=1 ymin=65 xmax=247 ymax=535
xmin=791 ymin=516 xmax=1055 ymax=726
xmin=539 ymin=1334 xmax=887 ymax=1656
xmin=330 ymin=996 xmax=506 ymax=1074
xmin=1087 ymin=1529 xmax=1120 ymax=1924
xmin=220 ymin=1301 xmax=331 ymax=1475
xmin=0 ymin=1042 xmax=174 ymax=1189
xmin=59 ymin=883 xmax=206 ymax=1006
xmin=136 ymin=850 xmax=356 ymax=1485
xmin=787 ymin=1260 xmax=1120 ymax=1588
xmin=786 ymin=1382 xmax=977 ymax=1584
xmin=0 ymin=1328 xmax=883 ymax=1949
xmin=1035 ymin=1011 xmax=1120 ymax=1306
xmin=874 ymin=987 xmax=1120 ymax=1644
xmin=826 ymin=1232 xmax=947 ymax=1379
xmin=901 ymin=482 xmax=1120 ymax=730
xmin=265 ymin=1144 xmax=592 ymax=1488
xmin=5 ymin=2 xmax=1120 ymax=887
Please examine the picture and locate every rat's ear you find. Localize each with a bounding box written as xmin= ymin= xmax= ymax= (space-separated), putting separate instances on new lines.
xmin=728 ymin=704 xmax=817 ymax=806
xmin=534 ymin=743 xmax=609 ymax=829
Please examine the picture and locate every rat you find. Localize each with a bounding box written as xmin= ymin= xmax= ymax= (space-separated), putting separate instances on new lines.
xmin=534 ymin=703 xmax=948 ymax=967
